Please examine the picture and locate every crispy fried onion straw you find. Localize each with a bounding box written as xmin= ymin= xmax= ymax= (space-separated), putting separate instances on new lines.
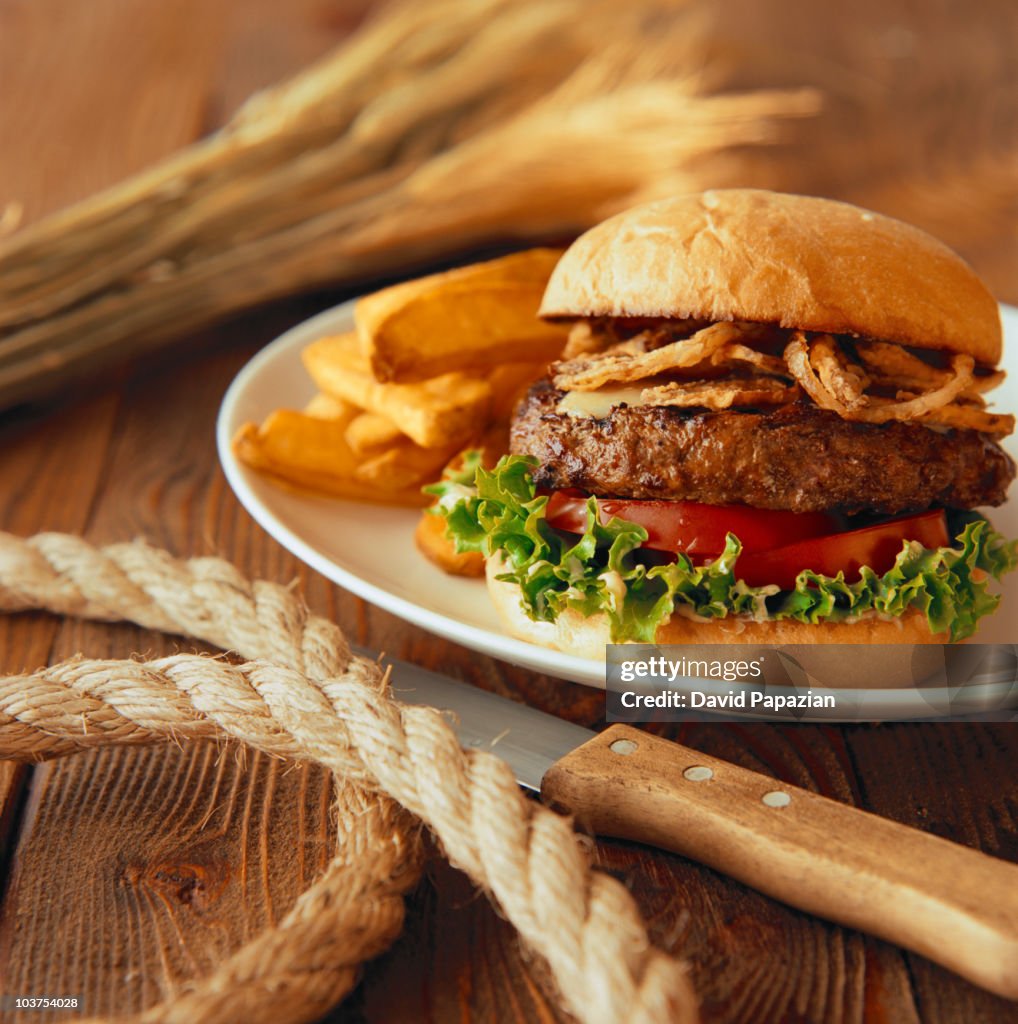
xmin=855 ymin=338 xmax=1005 ymax=400
xmin=786 ymin=331 xmax=971 ymax=419
xmin=854 ymin=338 xmax=946 ymax=388
xmin=783 ymin=332 xmax=1013 ymax=431
xmin=809 ymin=334 xmax=870 ymax=411
xmin=866 ymin=396 xmax=1016 ymax=434
xmin=552 ymin=318 xmax=1012 ymax=435
xmin=562 ymin=321 xmax=601 ymax=360
xmin=641 ymin=377 xmax=799 ymax=409
xmin=709 ymin=343 xmax=787 ymax=376
xmin=553 ymin=321 xmax=762 ymax=390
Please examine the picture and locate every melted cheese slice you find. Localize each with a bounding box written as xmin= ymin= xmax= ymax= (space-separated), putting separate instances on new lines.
xmin=556 ymin=386 xmax=648 ymax=418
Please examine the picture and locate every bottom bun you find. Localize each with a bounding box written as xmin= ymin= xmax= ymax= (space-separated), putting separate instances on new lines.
xmin=486 ymin=555 xmax=948 ymax=660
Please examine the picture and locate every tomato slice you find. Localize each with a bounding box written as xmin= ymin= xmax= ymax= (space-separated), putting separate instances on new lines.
xmin=543 ymin=490 xmax=951 ymax=589
xmin=735 ymin=510 xmax=950 ymax=590
xmin=544 ymin=491 xmax=840 ymax=557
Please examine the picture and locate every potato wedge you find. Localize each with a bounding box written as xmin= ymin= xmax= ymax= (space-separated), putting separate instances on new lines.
xmin=355 ymin=440 xmax=460 ymax=492
xmin=304 ymin=393 xmax=355 ymax=420
xmin=303 ymin=333 xmax=491 ymax=449
xmin=233 ymin=412 xmax=427 ymax=506
xmin=414 ymin=512 xmax=485 ymax=577
xmin=345 ymin=410 xmax=404 ymax=455
xmin=355 ymin=249 xmax=568 ymax=382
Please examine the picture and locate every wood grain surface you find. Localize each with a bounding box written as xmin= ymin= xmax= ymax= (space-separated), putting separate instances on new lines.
xmin=0 ymin=1 xmax=1016 ymax=1022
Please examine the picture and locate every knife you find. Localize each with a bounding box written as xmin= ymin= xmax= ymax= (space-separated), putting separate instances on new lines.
xmin=388 ymin=656 xmax=1018 ymax=1000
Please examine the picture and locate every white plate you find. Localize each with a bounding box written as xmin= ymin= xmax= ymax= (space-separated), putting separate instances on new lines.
xmin=217 ymin=300 xmax=1018 ymax=689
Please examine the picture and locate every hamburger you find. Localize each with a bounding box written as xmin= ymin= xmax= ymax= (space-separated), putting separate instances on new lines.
xmin=431 ymin=190 xmax=1016 ymax=654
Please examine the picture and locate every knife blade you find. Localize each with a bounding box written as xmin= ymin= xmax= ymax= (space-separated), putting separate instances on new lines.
xmin=387 ymin=654 xmax=1018 ymax=1000
xmin=389 ymin=656 xmax=593 ymax=791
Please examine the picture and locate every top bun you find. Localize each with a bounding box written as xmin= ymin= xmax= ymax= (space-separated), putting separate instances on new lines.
xmin=540 ymin=190 xmax=1002 ymax=366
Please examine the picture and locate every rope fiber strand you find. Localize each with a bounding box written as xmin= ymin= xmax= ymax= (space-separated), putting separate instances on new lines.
xmin=0 ymin=530 xmax=698 ymax=1024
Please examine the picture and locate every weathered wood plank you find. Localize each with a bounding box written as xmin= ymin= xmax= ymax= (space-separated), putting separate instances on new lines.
xmin=0 ymin=763 xmax=28 ymax=862
xmin=0 ymin=0 xmax=231 ymax=220
xmin=0 ymin=743 xmax=334 ymax=1020
xmin=843 ymin=724 xmax=1018 ymax=1024
xmin=0 ymin=393 xmax=122 ymax=672
xmin=0 ymin=0 xmax=245 ymax=921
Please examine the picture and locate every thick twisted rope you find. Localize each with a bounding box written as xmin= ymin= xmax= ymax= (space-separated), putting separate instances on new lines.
xmin=2 ymin=533 xmax=421 ymax=1024
xmin=0 ymin=531 xmax=698 ymax=1024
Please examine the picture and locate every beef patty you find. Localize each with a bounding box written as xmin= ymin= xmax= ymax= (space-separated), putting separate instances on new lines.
xmin=511 ymin=378 xmax=1015 ymax=514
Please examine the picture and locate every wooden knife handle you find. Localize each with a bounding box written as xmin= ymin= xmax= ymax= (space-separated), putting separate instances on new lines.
xmin=541 ymin=723 xmax=1018 ymax=999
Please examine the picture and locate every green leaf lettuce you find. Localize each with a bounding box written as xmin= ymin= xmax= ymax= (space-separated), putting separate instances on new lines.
xmin=427 ymin=455 xmax=1017 ymax=643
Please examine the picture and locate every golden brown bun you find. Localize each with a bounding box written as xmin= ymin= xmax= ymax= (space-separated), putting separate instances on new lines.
xmin=486 ymin=556 xmax=947 ymax=660
xmin=540 ymin=190 xmax=1002 ymax=366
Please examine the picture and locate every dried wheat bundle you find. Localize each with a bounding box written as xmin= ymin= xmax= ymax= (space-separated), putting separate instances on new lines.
xmin=0 ymin=0 xmax=818 ymax=408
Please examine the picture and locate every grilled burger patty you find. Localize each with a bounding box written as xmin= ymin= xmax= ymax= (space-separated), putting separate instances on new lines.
xmin=511 ymin=378 xmax=1016 ymax=514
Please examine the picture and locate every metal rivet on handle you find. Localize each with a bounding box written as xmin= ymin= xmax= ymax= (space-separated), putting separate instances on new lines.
xmin=609 ymin=739 xmax=638 ymax=756
xmin=762 ymin=790 xmax=791 ymax=808
xmin=683 ymin=765 xmax=713 ymax=782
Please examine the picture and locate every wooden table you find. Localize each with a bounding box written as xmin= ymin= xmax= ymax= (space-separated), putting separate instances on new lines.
xmin=1 ymin=2 xmax=1016 ymax=1021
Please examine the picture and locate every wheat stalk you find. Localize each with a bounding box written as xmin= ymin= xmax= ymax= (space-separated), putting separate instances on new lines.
xmin=0 ymin=0 xmax=817 ymax=408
